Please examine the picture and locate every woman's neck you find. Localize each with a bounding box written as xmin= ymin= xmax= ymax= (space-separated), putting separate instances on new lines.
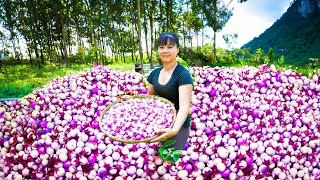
xmin=162 ymin=61 xmax=178 ymax=72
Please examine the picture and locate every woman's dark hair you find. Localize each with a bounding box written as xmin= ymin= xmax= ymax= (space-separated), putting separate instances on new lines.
xmin=157 ymin=32 xmax=179 ymax=48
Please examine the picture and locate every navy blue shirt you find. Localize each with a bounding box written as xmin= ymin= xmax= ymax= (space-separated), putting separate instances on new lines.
xmin=147 ymin=64 xmax=193 ymax=128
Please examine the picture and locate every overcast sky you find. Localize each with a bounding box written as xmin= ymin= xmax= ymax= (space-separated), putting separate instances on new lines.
xmin=211 ymin=0 xmax=294 ymax=49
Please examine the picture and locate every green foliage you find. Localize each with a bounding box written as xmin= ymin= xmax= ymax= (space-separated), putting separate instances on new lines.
xmin=76 ymin=46 xmax=87 ymax=63
xmin=278 ymin=55 xmax=285 ymax=65
xmin=177 ymin=57 xmax=189 ymax=67
xmin=267 ymin=48 xmax=275 ymax=62
xmin=254 ymin=48 xmax=265 ymax=64
xmin=179 ymin=44 xmax=216 ymax=65
xmin=221 ymin=50 xmax=236 ymax=65
xmin=307 ymin=58 xmax=319 ymax=68
xmin=234 ymin=48 xmax=252 ymax=61
xmin=106 ymin=62 xmax=135 ymax=71
xmin=158 ymin=140 xmax=182 ymax=163
xmin=0 ymin=0 xmax=246 ymax=67
xmin=263 ymin=57 xmax=270 ymax=65
xmin=223 ymin=33 xmax=238 ymax=49
xmin=198 ymin=0 xmax=232 ymax=32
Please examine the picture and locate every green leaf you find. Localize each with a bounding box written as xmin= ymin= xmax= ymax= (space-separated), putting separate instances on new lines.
xmin=172 ymin=150 xmax=182 ymax=156
xmin=172 ymin=155 xmax=180 ymax=163
xmin=162 ymin=149 xmax=169 ymax=155
xmin=167 ymin=148 xmax=175 ymax=153
xmin=166 ymin=157 xmax=174 ymax=163
xmin=158 ymin=140 xmax=183 ymax=163
xmin=159 ymin=152 xmax=166 ymax=161
xmin=163 ymin=140 xmax=176 ymax=148
xmin=158 ymin=147 xmax=164 ymax=154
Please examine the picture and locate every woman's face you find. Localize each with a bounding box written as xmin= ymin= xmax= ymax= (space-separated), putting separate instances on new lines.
xmin=158 ymin=42 xmax=179 ymax=63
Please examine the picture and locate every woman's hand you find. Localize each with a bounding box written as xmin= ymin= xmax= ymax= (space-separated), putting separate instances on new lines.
xmin=150 ymin=128 xmax=178 ymax=142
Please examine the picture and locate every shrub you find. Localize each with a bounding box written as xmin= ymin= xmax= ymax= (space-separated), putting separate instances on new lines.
xmin=177 ymin=57 xmax=189 ymax=67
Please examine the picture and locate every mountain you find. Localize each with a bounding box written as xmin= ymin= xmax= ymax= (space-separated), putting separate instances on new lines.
xmin=242 ymin=0 xmax=320 ymax=65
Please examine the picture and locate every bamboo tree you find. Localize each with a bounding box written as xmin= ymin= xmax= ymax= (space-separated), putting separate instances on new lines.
xmin=0 ymin=0 xmax=20 ymax=61
xmin=198 ymin=0 xmax=232 ymax=62
xmin=148 ymin=0 xmax=156 ymax=68
xmin=190 ymin=0 xmax=203 ymax=49
xmin=183 ymin=3 xmax=192 ymax=47
xmin=0 ymin=0 xmax=250 ymax=67
xmin=142 ymin=0 xmax=149 ymax=62
xmin=159 ymin=0 xmax=164 ymax=33
xmin=26 ymin=0 xmax=41 ymax=67
xmin=137 ymin=0 xmax=144 ymax=72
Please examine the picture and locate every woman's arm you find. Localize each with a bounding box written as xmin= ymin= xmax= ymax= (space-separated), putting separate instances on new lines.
xmin=150 ymin=84 xmax=193 ymax=142
xmin=147 ymin=84 xmax=157 ymax=95
xmin=172 ymin=84 xmax=193 ymax=132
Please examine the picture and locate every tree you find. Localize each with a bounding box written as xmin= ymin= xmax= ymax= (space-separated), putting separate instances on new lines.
xmin=0 ymin=0 xmax=20 ymax=62
xmin=148 ymin=0 xmax=157 ymax=69
xmin=183 ymin=0 xmax=204 ymax=48
xmin=307 ymin=57 xmax=319 ymax=68
xmin=189 ymin=0 xmax=204 ymax=48
xmin=278 ymin=55 xmax=285 ymax=65
xmin=223 ymin=33 xmax=238 ymax=49
xmin=198 ymin=0 xmax=232 ymax=62
xmin=267 ymin=48 xmax=275 ymax=62
xmin=0 ymin=0 xmax=251 ymax=67
xmin=254 ymin=48 xmax=264 ymax=64
xmin=137 ymin=0 xmax=144 ymax=72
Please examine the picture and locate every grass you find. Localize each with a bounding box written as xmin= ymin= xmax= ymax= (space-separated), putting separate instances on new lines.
xmin=0 ymin=62 xmax=140 ymax=98
xmin=0 ymin=63 xmax=92 ymax=98
xmin=107 ymin=63 xmax=135 ymax=71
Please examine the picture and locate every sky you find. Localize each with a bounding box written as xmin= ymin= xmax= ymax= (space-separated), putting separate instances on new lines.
xmin=211 ymin=0 xmax=294 ymax=49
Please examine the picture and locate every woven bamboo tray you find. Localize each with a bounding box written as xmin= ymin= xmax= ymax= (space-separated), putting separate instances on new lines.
xmin=99 ymin=94 xmax=176 ymax=144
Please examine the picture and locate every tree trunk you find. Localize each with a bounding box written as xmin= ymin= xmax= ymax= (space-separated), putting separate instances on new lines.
xmin=202 ymin=29 xmax=204 ymax=47
xmin=183 ymin=20 xmax=186 ymax=47
xmin=28 ymin=48 xmax=32 ymax=66
xmin=16 ymin=39 xmax=23 ymax=63
xmin=61 ymin=15 xmax=68 ymax=66
xmin=101 ymin=38 xmax=106 ymax=65
xmin=40 ymin=48 xmax=44 ymax=65
xmin=165 ymin=1 xmax=169 ymax=32
xmin=47 ymin=19 xmax=53 ymax=63
xmin=213 ymin=32 xmax=217 ymax=62
xmin=159 ymin=0 xmax=163 ymax=33
xmin=18 ymin=45 xmax=23 ymax=63
xmin=35 ymin=45 xmax=41 ymax=69
xmin=213 ymin=0 xmax=217 ymax=63
xmin=11 ymin=39 xmax=18 ymax=62
xmin=94 ymin=34 xmax=98 ymax=64
xmin=149 ymin=0 xmax=156 ymax=69
xmin=137 ymin=0 xmax=144 ymax=72
xmin=143 ymin=9 xmax=150 ymax=62
xmin=201 ymin=14 xmax=204 ymax=47
xmin=129 ymin=28 xmax=134 ymax=62
xmin=141 ymin=0 xmax=150 ymax=60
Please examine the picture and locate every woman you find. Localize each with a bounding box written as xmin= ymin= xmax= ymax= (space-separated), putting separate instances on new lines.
xmin=147 ymin=32 xmax=193 ymax=150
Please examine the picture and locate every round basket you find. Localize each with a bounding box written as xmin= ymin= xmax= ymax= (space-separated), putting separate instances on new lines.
xmin=99 ymin=94 xmax=177 ymax=144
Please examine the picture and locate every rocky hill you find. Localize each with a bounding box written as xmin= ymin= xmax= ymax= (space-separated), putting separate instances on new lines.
xmin=242 ymin=0 xmax=320 ymax=65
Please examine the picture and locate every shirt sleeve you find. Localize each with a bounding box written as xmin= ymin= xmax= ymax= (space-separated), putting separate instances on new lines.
xmin=147 ymin=69 xmax=155 ymax=85
xmin=177 ymin=69 xmax=193 ymax=86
